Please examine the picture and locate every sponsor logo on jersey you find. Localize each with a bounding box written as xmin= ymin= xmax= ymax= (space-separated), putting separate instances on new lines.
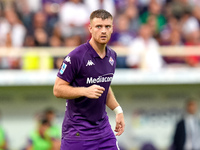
xmin=109 ymin=57 xmax=114 ymax=66
xmin=86 ymin=73 xmax=113 ymax=84
xmin=65 ymin=56 xmax=71 ymax=64
xmin=86 ymin=60 xmax=95 ymax=66
xmin=60 ymin=63 xmax=67 ymax=74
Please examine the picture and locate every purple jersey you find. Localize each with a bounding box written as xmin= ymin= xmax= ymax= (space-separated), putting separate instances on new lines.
xmin=57 ymin=41 xmax=117 ymax=140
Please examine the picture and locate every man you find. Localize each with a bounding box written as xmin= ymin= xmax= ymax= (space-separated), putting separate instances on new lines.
xmin=43 ymin=108 xmax=61 ymax=150
xmin=25 ymin=118 xmax=57 ymax=150
xmin=43 ymin=108 xmax=61 ymax=140
xmin=172 ymin=98 xmax=200 ymax=150
xmin=126 ymin=24 xmax=164 ymax=71
xmin=53 ymin=9 xmax=125 ymax=150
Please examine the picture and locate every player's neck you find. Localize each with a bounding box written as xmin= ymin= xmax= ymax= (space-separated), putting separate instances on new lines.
xmin=89 ymin=39 xmax=106 ymax=59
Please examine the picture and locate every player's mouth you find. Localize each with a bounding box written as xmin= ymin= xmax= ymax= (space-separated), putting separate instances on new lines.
xmin=100 ymin=36 xmax=107 ymax=39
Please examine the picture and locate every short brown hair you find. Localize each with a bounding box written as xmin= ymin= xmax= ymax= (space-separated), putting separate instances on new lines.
xmin=90 ymin=9 xmax=113 ymax=21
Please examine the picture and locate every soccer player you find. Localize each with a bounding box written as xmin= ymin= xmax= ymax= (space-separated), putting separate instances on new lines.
xmin=53 ymin=9 xmax=125 ymax=150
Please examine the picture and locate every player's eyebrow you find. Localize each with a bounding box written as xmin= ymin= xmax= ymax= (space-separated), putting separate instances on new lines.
xmin=95 ymin=24 xmax=112 ymax=27
xmin=95 ymin=24 xmax=102 ymax=27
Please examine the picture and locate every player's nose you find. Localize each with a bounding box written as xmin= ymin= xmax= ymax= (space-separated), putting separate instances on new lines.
xmin=101 ymin=27 xmax=106 ymax=34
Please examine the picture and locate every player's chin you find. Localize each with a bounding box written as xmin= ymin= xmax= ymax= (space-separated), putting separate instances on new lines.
xmin=99 ymin=40 xmax=109 ymax=44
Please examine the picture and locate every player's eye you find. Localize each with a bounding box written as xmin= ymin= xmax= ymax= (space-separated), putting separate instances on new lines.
xmin=96 ymin=25 xmax=101 ymax=28
xmin=106 ymin=25 xmax=111 ymax=28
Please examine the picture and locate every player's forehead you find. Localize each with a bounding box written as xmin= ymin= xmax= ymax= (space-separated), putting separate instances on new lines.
xmin=90 ymin=17 xmax=113 ymax=26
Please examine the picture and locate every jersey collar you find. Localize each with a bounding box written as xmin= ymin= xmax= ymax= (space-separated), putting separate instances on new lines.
xmin=87 ymin=40 xmax=110 ymax=58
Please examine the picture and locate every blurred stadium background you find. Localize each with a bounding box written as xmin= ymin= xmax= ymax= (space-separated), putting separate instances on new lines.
xmin=1 ymin=0 xmax=200 ymax=150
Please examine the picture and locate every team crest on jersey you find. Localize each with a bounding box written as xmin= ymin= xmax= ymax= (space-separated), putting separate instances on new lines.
xmin=65 ymin=56 xmax=71 ymax=64
xmin=60 ymin=63 xmax=67 ymax=74
xmin=109 ymin=57 xmax=114 ymax=66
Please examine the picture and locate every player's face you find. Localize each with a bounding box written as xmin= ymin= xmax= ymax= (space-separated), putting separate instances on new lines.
xmin=89 ymin=18 xmax=113 ymax=44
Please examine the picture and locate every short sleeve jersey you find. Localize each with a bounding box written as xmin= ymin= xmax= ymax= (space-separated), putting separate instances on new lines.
xmin=57 ymin=41 xmax=117 ymax=140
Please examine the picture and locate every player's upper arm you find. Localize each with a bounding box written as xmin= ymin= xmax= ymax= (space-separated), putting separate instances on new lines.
xmin=53 ymin=77 xmax=70 ymax=98
xmin=55 ymin=76 xmax=70 ymax=86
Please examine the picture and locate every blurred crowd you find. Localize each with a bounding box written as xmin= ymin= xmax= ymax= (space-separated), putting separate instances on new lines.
xmin=0 ymin=0 xmax=200 ymax=70
xmin=23 ymin=108 xmax=61 ymax=150
xmin=0 ymin=107 xmax=61 ymax=150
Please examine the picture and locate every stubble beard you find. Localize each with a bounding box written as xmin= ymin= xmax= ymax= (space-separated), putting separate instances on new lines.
xmin=98 ymin=36 xmax=110 ymax=44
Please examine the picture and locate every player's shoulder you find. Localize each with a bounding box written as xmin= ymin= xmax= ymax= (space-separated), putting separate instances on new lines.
xmin=63 ymin=43 xmax=89 ymax=63
xmin=107 ymin=46 xmax=117 ymax=58
xmin=107 ymin=46 xmax=115 ymax=53
xmin=69 ymin=43 xmax=88 ymax=57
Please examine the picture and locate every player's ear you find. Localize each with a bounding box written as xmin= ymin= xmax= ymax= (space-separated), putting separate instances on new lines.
xmin=111 ymin=25 xmax=113 ymax=33
xmin=88 ymin=23 xmax=92 ymax=34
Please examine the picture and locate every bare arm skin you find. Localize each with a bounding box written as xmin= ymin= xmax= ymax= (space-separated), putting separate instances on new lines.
xmin=53 ymin=77 xmax=105 ymax=99
xmin=106 ymin=87 xmax=125 ymax=136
